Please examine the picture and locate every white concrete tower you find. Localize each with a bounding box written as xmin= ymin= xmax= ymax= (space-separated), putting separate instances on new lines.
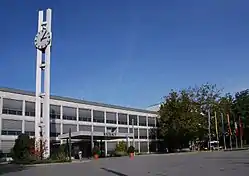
xmin=34 ymin=9 xmax=52 ymax=158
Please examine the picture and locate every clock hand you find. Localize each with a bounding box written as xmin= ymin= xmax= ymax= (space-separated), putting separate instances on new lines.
xmin=41 ymin=31 xmax=47 ymax=41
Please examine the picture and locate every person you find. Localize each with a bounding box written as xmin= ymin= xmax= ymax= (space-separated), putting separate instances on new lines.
xmin=78 ymin=150 xmax=82 ymax=161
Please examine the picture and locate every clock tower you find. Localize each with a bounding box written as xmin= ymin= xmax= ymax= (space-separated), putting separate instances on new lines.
xmin=34 ymin=9 xmax=52 ymax=158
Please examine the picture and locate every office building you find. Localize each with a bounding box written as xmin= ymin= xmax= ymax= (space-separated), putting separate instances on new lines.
xmin=0 ymin=87 xmax=158 ymax=157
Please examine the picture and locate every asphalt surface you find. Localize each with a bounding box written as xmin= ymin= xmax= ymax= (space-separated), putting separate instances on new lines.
xmin=1 ymin=151 xmax=249 ymax=176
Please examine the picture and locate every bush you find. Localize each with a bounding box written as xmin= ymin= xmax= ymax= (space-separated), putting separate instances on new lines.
xmin=127 ymin=146 xmax=135 ymax=154
xmin=12 ymin=134 xmax=34 ymax=161
xmin=92 ymin=146 xmax=101 ymax=156
xmin=51 ymin=144 xmax=67 ymax=160
xmin=115 ymin=141 xmax=127 ymax=153
xmin=11 ymin=158 xmax=71 ymax=165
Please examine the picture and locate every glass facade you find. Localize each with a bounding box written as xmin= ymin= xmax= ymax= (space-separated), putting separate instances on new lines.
xmin=0 ymin=95 xmax=158 ymax=155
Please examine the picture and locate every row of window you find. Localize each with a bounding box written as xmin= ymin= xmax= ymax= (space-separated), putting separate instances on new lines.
xmin=1 ymin=98 xmax=156 ymax=127
xmin=1 ymin=130 xmax=60 ymax=138
xmin=1 ymin=118 xmax=156 ymax=139
xmin=1 ymin=130 xmax=154 ymax=139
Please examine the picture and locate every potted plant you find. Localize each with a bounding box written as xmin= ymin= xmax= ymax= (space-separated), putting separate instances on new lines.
xmin=127 ymin=146 xmax=135 ymax=158
xmin=92 ymin=146 xmax=100 ymax=159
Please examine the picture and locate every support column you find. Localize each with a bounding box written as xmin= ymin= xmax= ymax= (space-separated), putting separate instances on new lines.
xmin=35 ymin=10 xmax=43 ymax=149
xmin=91 ymin=109 xmax=94 ymax=150
xmin=0 ymin=97 xmax=2 ymax=114
xmin=43 ymin=8 xmax=52 ymax=158
xmin=76 ymin=107 xmax=79 ymax=132
xmin=137 ymin=116 xmax=140 ymax=153
xmin=60 ymin=105 xmax=63 ymax=145
xmin=146 ymin=116 xmax=149 ymax=153
xmin=104 ymin=118 xmax=107 ymax=157
xmin=22 ymin=100 xmax=25 ymax=117
xmin=0 ymin=98 xmax=1 ymax=150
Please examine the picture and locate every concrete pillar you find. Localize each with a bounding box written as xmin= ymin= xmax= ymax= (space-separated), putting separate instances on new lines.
xmin=76 ymin=107 xmax=79 ymax=131
xmin=60 ymin=105 xmax=63 ymax=145
xmin=0 ymin=98 xmax=2 ymax=150
xmin=91 ymin=109 xmax=94 ymax=149
xmin=22 ymin=100 xmax=25 ymax=116
xmin=104 ymin=120 xmax=107 ymax=157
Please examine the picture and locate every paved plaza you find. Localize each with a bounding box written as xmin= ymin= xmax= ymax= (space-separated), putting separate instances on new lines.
xmin=1 ymin=151 xmax=249 ymax=176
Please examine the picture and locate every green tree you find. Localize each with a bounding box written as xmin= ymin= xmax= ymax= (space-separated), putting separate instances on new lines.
xmin=158 ymin=83 xmax=224 ymax=151
xmin=12 ymin=134 xmax=34 ymax=161
xmin=232 ymin=89 xmax=249 ymax=143
xmin=158 ymin=89 xmax=202 ymax=151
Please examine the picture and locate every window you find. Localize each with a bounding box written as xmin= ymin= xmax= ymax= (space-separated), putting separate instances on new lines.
xmin=1 ymin=119 xmax=22 ymax=136
xmin=139 ymin=116 xmax=147 ymax=126
xmin=2 ymin=98 xmax=22 ymax=115
xmin=148 ymin=117 xmax=156 ymax=127
xmin=93 ymin=110 xmax=104 ymax=123
xmin=63 ymin=124 xmax=77 ymax=134
xmin=129 ymin=128 xmax=138 ymax=138
xmin=106 ymin=112 xmax=116 ymax=124
xmin=118 ymin=113 xmax=127 ymax=125
xmin=63 ymin=106 xmax=76 ymax=121
xmin=134 ymin=128 xmax=138 ymax=139
xmin=24 ymin=121 xmax=35 ymax=136
xmin=25 ymin=101 xmax=35 ymax=117
xmin=139 ymin=129 xmax=147 ymax=139
xmin=1 ymin=140 xmax=15 ymax=154
xmin=93 ymin=126 xmax=105 ymax=132
xmin=118 ymin=127 xmax=128 ymax=133
xmin=50 ymin=123 xmax=61 ymax=136
xmin=79 ymin=108 xmax=91 ymax=122
xmin=140 ymin=142 xmax=148 ymax=153
xmin=129 ymin=115 xmax=137 ymax=126
xmin=149 ymin=128 xmax=156 ymax=139
xmin=79 ymin=125 xmax=91 ymax=132
xmin=50 ymin=105 xmax=60 ymax=119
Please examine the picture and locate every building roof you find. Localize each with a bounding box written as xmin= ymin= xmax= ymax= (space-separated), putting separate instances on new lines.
xmin=0 ymin=87 xmax=157 ymax=114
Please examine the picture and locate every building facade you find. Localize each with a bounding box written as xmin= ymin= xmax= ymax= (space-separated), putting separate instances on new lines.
xmin=0 ymin=87 xmax=158 ymax=157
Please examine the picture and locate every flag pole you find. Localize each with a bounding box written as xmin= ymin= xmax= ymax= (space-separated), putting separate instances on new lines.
xmin=227 ymin=114 xmax=232 ymax=150
xmin=221 ymin=113 xmax=226 ymax=150
xmin=214 ymin=111 xmax=219 ymax=150
xmin=234 ymin=116 xmax=238 ymax=149
xmin=239 ymin=116 xmax=243 ymax=148
xmin=208 ymin=109 xmax=211 ymax=151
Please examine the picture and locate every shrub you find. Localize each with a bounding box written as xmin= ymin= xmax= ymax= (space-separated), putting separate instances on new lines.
xmin=127 ymin=146 xmax=135 ymax=154
xmin=92 ymin=146 xmax=101 ymax=156
xmin=12 ymin=134 xmax=34 ymax=161
xmin=115 ymin=141 xmax=127 ymax=153
xmin=51 ymin=145 xmax=67 ymax=160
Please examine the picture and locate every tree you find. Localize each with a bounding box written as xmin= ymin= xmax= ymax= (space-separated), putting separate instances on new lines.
xmin=158 ymin=89 xmax=202 ymax=151
xmin=158 ymin=83 xmax=224 ymax=151
xmin=232 ymin=89 xmax=249 ymax=143
xmin=12 ymin=134 xmax=34 ymax=161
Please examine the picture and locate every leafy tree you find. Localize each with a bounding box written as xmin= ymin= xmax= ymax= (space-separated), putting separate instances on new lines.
xmin=232 ymin=89 xmax=249 ymax=143
xmin=158 ymin=83 xmax=225 ymax=151
xmin=158 ymin=89 xmax=202 ymax=150
xmin=12 ymin=134 xmax=34 ymax=161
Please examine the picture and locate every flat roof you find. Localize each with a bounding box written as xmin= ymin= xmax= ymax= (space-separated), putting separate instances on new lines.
xmin=0 ymin=87 xmax=157 ymax=114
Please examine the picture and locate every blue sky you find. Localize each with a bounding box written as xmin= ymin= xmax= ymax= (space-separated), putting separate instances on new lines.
xmin=1 ymin=0 xmax=249 ymax=108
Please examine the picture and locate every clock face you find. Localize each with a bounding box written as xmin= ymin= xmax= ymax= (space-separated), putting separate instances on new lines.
xmin=34 ymin=29 xmax=51 ymax=50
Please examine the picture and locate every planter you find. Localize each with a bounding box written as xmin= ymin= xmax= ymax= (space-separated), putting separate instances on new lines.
xmin=94 ymin=154 xmax=99 ymax=160
xmin=129 ymin=153 xmax=134 ymax=158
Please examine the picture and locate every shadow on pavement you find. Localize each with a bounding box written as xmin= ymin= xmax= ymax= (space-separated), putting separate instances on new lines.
xmin=0 ymin=164 xmax=30 ymax=175
xmin=101 ymin=167 xmax=128 ymax=176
